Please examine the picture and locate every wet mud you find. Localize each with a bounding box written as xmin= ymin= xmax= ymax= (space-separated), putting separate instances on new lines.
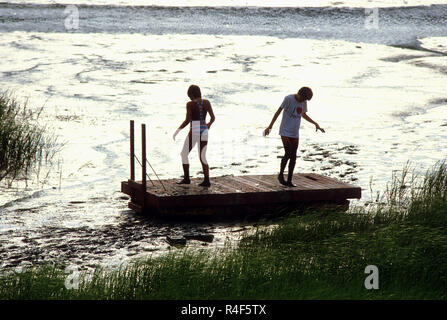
xmin=0 ymin=211 xmax=259 ymax=272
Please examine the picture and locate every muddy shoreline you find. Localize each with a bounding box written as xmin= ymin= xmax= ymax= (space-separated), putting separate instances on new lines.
xmin=0 ymin=211 xmax=260 ymax=272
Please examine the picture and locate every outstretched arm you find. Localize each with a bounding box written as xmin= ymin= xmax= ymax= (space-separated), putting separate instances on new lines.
xmin=264 ymin=107 xmax=283 ymax=136
xmin=173 ymin=104 xmax=192 ymax=140
xmin=207 ymin=103 xmax=216 ymax=129
xmin=302 ymin=113 xmax=325 ymax=133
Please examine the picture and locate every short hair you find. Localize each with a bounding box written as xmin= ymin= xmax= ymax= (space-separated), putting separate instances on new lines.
xmin=187 ymin=85 xmax=201 ymax=99
xmin=298 ymin=87 xmax=313 ymax=100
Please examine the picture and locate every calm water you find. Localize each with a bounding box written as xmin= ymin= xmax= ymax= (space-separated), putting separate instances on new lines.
xmin=0 ymin=0 xmax=446 ymax=271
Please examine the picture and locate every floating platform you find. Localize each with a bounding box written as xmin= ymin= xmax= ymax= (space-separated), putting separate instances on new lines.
xmin=121 ymin=173 xmax=361 ymax=218
xmin=121 ymin=121 xmax=361 ymax=218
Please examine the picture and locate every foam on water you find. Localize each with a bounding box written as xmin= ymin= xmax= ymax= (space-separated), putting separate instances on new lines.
xmin=4 ymin=0 xmax=447 ymax=7
xmin=1 ymin=2 xmax=447 ymax=48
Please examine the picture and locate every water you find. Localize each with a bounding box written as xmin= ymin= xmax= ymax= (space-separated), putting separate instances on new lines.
xmin=1 ymin=0 xmax=447 ymax=271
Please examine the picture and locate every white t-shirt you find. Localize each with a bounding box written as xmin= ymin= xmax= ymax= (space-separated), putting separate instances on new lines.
xmin=279 ymin=94 xmax=308 ymax=138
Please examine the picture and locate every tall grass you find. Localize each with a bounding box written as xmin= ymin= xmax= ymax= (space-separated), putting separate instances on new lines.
xmin=0 ymin=91 xmax=58 ymax=184
xmin=1 ymin=161 xmax=446 ymax=299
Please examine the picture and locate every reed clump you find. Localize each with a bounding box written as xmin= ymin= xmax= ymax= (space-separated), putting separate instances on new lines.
xmin=0 ymin=91 xmax=58 ymax=183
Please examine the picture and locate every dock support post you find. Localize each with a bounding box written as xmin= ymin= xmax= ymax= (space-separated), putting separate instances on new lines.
xmin=130 ymin=120 xmax=135 ymax=181
xmin=141 ymin=123 xmax=147 ymax=195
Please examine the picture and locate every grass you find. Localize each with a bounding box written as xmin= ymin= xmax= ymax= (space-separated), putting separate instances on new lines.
xmin=0 ymin=91 xmax=58 ymax=184
xmin=0 ymin=161 xmax=446 ymax=299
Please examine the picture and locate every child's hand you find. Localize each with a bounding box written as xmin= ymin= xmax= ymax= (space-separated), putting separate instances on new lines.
xmin=263 ymin=127 xmax=271 ymax=136
xmin=173 ymin=128 xmax=181 ymax=141
xmin=207 ymin=122 xmax=211 ymax=129
xmin=315 ymin=124 xmax=325 ymax=133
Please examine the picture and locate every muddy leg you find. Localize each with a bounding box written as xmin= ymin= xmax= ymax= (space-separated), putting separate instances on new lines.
xmin=199 ymin=141 xmax=210 ymax=187
xmin=278 ymin=136 xmax=290 ymax=186
xmin=286 ymin=138 xmax=299 ymax=187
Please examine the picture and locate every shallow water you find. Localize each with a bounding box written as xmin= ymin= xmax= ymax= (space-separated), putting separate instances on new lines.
xmin=0 ymin=1 xmax=447 ymax=271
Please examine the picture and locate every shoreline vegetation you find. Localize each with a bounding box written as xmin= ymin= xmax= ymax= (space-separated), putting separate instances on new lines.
xmin=0 ymin=160 xmax=446 ymax=299
xmin=0 ymin=91 xmax=58 ymax=185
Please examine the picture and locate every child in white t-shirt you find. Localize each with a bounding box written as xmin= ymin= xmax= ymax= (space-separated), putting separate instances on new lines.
xmin=264 ymin=87 xmax=325 ymax=187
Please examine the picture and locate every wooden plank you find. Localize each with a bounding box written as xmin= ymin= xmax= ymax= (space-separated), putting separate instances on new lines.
xmin=306 ymin=173 xmax=348 ymax=186
xmin=298 ymin=174 xmax=345 ymax=189
xmin=194 ymin=182 xmax=229 ymax=194
xmin=211 ymin=180 xmax=244 ymax=193
xmin=259 ymin=174 xmax=305 ymax=189
xmin=120 ymin=172 xmax=361 ymax=214
xmin=307 ymin=173 xmax=353 ymax=189
xmin=132 ymin=174 xmax=359 ymax=196
xmin=304 ymin=174 xmax=343 ymax=188
xmin=230 ymin=175 xmax=276 ymax=192
xmin=299 ymin=174 xmax=337 ymax=186
xmin=293 ymin=176 xmax=323 ymax=190
xmin=305 ymin=174 xmax=361 ymax=198
xmin=279 ymin=174 xmax=323 ymax=190
xmin=220 ymin=176 xmax=261 ymax=193
xmin=242 ymin=175 xmax=283 ymax=188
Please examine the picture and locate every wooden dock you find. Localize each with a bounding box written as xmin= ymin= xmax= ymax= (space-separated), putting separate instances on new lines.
xmin=121 ymin=173 xmax=361 ymax=217
xmin=121 ymin=121 xmax=361 ymax=218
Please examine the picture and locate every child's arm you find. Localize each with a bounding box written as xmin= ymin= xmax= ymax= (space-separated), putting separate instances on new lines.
xmin=173 ymin=104 xmax=192 ymax=140
xmin=178 ymin=104 xmax=192 ymax=129
xmin=302 ymin=113 xmax=325 ymax=133
xmin=207 ymin=102 xmax=216 ymax=129
xmin=264 ymin=107 xmax=283 ymax=136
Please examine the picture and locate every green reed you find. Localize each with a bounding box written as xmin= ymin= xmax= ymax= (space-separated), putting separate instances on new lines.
xmin=0 ymin=91 xmax=58 ymax=184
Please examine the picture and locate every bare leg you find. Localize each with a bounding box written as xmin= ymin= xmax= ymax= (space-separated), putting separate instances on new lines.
xmin=178 ymin=132 xmax=193 ymax=184
xmin=286 ymin=138 xmax=299 ymax=187
xmin=198 ymin=140 xmax=210 ymax=187
xmin=178 ymin=164 xmax=190 ymax=184
xmin=278 ymin=136 xmax=290 ymax=186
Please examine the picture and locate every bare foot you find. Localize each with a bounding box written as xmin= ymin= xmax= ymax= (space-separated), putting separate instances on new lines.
xmin=278 ymin=174 xmax=287 ymax=186
xmin=286 ymin=181 xmax=296 ymax=187
xmin=176 ymin=178 xmax=190 ymax=185
xmin=199 ymin=180 xmax=211 ymax=187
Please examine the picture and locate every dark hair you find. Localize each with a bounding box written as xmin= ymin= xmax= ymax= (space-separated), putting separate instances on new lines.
xmin=298 ymin=87 xmax=313 ymax=100
xmin=187 ymin=85 xmax=202 ymax=99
